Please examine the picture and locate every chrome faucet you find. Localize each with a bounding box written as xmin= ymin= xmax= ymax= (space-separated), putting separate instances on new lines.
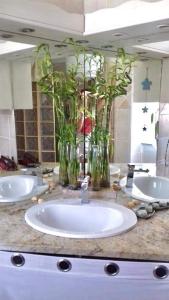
xmin=126 ymin=164 xmax=135 ymax=188
xmin=81 ymin=176 xmax=90 ymax=204
xmin=126 ymin=164 xmax=149 ymax=188
xmin=32 ymin=167 xmax=44 ymax=185
xmin=165 ymin=139 xmax=169 ymax=166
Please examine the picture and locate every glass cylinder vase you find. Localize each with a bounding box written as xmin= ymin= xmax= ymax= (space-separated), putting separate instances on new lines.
xmin=58 ymin=141 xmax=69 ymax=186
xmin=68 ymin=144 xmax=80 ymax=189
xmin=87 ymin=142 xmax=92 ymax=176
xmin=100 ymin=142 xmax=110 ymax=188
xmin=91 ymin=145 xmax=101 ymax=191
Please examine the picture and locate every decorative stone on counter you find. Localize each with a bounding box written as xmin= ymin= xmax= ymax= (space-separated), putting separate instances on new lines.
xmin=38 ymin=198 xmax=44 ymax=204
xmin=31 ymin=196 xmax=38 ymax=202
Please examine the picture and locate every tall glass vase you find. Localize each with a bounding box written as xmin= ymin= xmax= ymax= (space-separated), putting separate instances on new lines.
xmin=87 ymin=142 xmax=93 ymax=175
xmin=100 ymin=142 xmax=110 ymax=188
xmin=91 ymin=145 xmax=101 ymax=191
xmin=68 ymin=144 xmax=80 ymax=189
xmin=58 ymin=141 xmax=69 ymax=186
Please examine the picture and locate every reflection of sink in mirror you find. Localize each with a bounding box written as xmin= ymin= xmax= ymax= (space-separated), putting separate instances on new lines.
xmin=53 ymin=164 xmax=120 ymax=176
xmin=25 ymin=199 xmax=137 ymax=238
xmin=120 ymin=175 xmax=169 ymax=203
xmin=110 ymin=165 xmax=120 ymax=175
xmin=0 ymin=175 xmax=48 ymax=203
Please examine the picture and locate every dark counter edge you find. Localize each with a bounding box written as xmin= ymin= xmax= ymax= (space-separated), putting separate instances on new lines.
xmin=1 ymin=249 xmax=169 ymax=263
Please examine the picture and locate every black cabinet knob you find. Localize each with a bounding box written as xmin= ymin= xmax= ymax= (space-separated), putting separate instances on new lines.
xmin=153 ymin=265 xmax=169 ymax=279
xmin=11 ymin=254 xmax=25 ymax=267
xmin=57 ymin=259 xmax=72 ymax=272
xmin=104 ymin=262 xmax=119 ymax=276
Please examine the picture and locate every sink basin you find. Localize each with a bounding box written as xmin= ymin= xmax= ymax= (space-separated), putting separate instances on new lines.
xmin=120 ymin=175 xmax=169 ymax=203
xmin=25 ymin=199 xmax=137 ymax=238
xmin=54 ymin=164 xmax=120 ymax=176
xmin=110 ymin=165 xmax=120 ymax=175
xmin=0 ymin=175 xmax=48 ymax=203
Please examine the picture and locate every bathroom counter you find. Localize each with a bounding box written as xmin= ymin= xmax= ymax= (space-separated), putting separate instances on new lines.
xmin=0 ymin=163 xmax=169 ymax=261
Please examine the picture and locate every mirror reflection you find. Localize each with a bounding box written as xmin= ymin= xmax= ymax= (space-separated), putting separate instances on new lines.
xmin=0 ymin=32 xmax=164 ymax=185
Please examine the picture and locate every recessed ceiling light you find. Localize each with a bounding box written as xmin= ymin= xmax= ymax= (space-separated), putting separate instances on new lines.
xmin=101 ymin=45 xmax=113 ymax=49
xmin=76 ymin=40 xmax=89 ymax=44
xmin=157 ymin=24 xmax=169 ymax=29
xmin=136 ymin=51 xmax=147 ymax=55
xmin=20 ymin=28 xmax=35 ymax=33
xmin=54 ymin=44 xmax=67 ymax=48
xmin=137 ymin=38 xmax=149 ymax=43
xmin=112 ymin=33 xmax=123 ymax=37
xmin=140 ymin=58 xmax=149 ymax=61
xmin=0 ymin=41 xmax=35 ymax=55
xmin=0 ymin=33 xmax=14 ymax=39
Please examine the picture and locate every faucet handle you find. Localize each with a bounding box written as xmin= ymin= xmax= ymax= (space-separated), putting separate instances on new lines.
xmin=33 ymin=167 xmax=44 ymax=185
xmin=81 ymin=182 xmax=88 ymax=191
xmin=128 ymin=164 xmax=135 ymax=170
xmin=83 ymin=175 xmax=90 ymax=183
xmin=81 ymin=175 xmax=90 ymax=204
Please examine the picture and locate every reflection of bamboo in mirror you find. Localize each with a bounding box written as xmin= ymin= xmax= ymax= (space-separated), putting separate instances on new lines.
xmin=35 ymin=43 xmax=81 ymax=187
xmin=35 ymin=41 xmax=134 ymax=189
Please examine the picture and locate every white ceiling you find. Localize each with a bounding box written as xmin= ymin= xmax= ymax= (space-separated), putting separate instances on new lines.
xmin=0 ymin=40 xmax=35 ymax=55
xmin=134 ymin=41 xmax=169 ymax=55
xmin=29 ymin=0 xmax=84 ymax=14
xmin=26 ymin=0 xmax=168 ymax=13
xmin=85 ymin=0 xmax=169 ymax=34
xmin=0 ymin=0 xmax=169 ymax=61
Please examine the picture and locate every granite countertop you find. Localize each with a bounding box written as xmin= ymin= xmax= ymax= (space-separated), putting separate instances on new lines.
xmin=0 ymin=163 xmax=169 ymax=261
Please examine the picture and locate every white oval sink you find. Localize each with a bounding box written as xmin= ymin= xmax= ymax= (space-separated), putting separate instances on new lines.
xmin=0 ymin=175 xmax=48 ymax=203
xmin=120 ymin=175 xmax=169 ymax=203
xmin=110 ymin=165 xmax=120 ymax=175
xmin=25 ymin=199 xmax=137 ymax=238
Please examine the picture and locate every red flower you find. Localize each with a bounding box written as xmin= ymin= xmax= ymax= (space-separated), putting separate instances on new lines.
xmin=80 ymin=117 xmax=93 ymax=135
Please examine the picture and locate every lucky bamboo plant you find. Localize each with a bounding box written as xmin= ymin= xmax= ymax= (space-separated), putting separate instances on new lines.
xmin=35 ymin=43 xmax=82 ymax=188
xmin=85 ymin=49 xmax=134 ymax=188
xmin=35 ymin=41 xmax=134 ymax=190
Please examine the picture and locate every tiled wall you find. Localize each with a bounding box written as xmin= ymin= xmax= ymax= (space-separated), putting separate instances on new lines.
xmin=131 ymin=60 xmax=161 ymax=163
xmin=157 ymin=59 xmax=169 ymax=165
xmin=105 ymin=57 xmax=132 ymax=163
xmin=0 ymin=110 xmax=17 ymax=160
xmin=131 ymin=102 xmax=158 ymax=163
xmin=132 ymin=60 xmax=161 ymax=103
xmin=114 ymin=59 xmax=162 ymax=163
xmin=157 ymin=108 xmax=169 ymax=165
xmin=114 ymin=91 xmax=131 ymax=163
xmin=15 ymin=83 xmax=56 ymax=163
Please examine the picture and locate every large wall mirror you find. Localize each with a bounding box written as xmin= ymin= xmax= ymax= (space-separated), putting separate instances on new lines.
xmin=0 ymin=26 xmax=168 ymax=184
